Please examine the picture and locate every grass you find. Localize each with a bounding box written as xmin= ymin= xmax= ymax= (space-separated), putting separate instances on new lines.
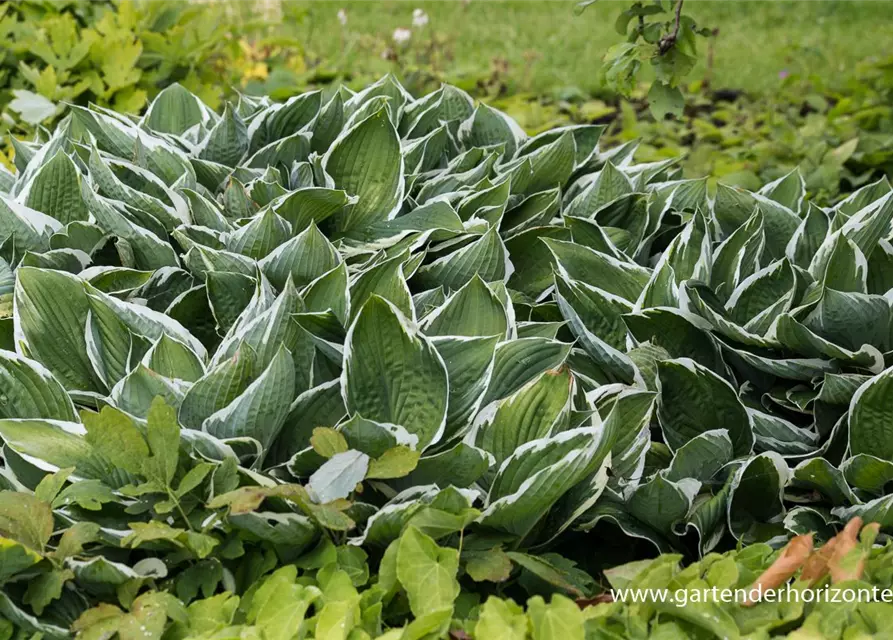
xmin=286 ymin=0 xmax=893 ymax=97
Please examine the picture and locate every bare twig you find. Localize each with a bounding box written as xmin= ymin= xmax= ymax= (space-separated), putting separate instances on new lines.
xmin=659 ymin=0 xmax=684 ymax=54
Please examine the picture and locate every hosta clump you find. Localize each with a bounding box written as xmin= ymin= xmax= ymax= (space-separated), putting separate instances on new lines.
xmin=1 ymin=75 xmax=893 ymax=637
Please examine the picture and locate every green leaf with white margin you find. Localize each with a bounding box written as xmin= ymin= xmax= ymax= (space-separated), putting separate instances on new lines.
xmin=727 ymin=452 xmax=790 ymax=543
xmin=0 ymin=350 xmax=77 ymax=421
xmin=0 ymin=195 xmax=59 ymax=255
xmin=819 ymin=233 xmax=868 ymax=293
xmin=80 ymin=182 xmax=180 ymax=270
xmin=203 ymin=346 xmax=295 ymax=452
xmin=473 ymin=367 xmax=573 ymax=469
xmin=725 ymin=258 xmax=796 ymax=329
xmin=350 ymin=200 xmax=465 ymax=245
xmin=141 ymin=334 xmax=205 ymax=383
xmin=397 ymin=442 xmax=490 ymax=489
xmin=660 ymin=211 xmax=712 ymax=285
xmin=226 ymin=207 xmax=291 ymax=260
xmin=555 ymin=274 xmax=638 ymax=385
xmin=179 ymin=345 xmax=256 ymax=431
xmin=517 ymin=131 xmax=576 ymax=195
xmin=413 ymin=226 xmax=513 ymax=291
xmin=769 ymin=311 xmax=884 ymax=372
xmin=324 ymin=109 xmax=404 ymax=233
xmin=664 ymin=429 xmax=733 ymax=483
xmin=431 ymin=335 xmax=499 ymax=440
xmin=269 ymin=379 xmax=346 ymax=466
xmin=628 ymin=474 xmax=699 ymax=539
xmin=480 ymin=427 xmax=607 ymax=539
xmin=422 ymin=275 xmax=508 ymax=338
xmin=809 ymin=191 xmax=893 ymax=281
xmin=791 ymin=457 xmax=857 ymax=506
xmin=302 ymin=262 xmax=350 ymax=327
xmin=271 ymin=188 xmax=356 ymax=234
xmin=21 ymin=150 xmax=88 ymax=225
xmin=711 ymin=208 xmax=764 ymax=298
xmin=344 ymin=296 xmax=448 ymax=450
xmin=598 ymin=388 xmax=656 ymax=492
xmin=483 ymin=337 xmax=572 ymax=405
xmin=251 ymin=91 xmax=321 ymax=151
xmin=544 ymin=238 xmax=650 ymax=303
xmin=458 ymin=103 xmax=526 ymax=158
xmin=786 ymin=203 xmax=830 ymax=269
xmin=624 ymin=307 xmax=727 ymax=374
xmin=831 ymin=495 xmax=893 ymax=530
xmin=760 ymin=169 xmax=806 ymax=214
xmin=849 ymin=366 xmax=893 ymax=460
xmin=109 ymin=364 xmax=189 ymax=418
xmin=339 ymin=414 xmax=419 ymax=458
xmin=14 ymin=267 xmax=104 ymax=392
xmin=396 ymin=526 xmax=460 ymax=617
xmin=86 ymin=147 xmax=189 ymax=231
xmin=749 ymin=408 xmax=820 ymax=456
xmin=213 ymin=280 xmax=313 ymax=392
xmin=801 ymin=288 xmax=890 ymax=353
xmin=841 ymin=454 xmax=893 ymax=496
xmin=656 ymin=358 xmax=754 ymax=456
xmin=565 ymin=161 xmax=633 ymax=219
xmin=259 ymin=222 xmax=341 ymax=290
xmin=198 ymin=104 xmax=249 ymax=167
xmin=553 ymin=273 xmax=632 ymax=350
xmin=348 ymin=251 xmax=414 ymax=322
xmin=0 ymin=419 xmax=132 ymax=488
xmin=85 ymin=285 xmax=206 ymax=361
xmin=143 ymin=83 xmax=216 ymax=134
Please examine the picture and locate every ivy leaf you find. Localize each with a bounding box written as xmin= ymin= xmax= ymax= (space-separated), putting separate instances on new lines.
xmin=366 ymin=446 xmax=420 ymax=479
xmin=23 ymin=568 xmax=74 ymax=615
xmin=0 ymin=492 xmax=53 ymax=553
xmin=83 ymin=406 xmax=150 ymax=476
xmin=396 ymin=527 xmax=460 ymax=617
xmin=310 ymin=426 xmax=348 ymax=458
xmin=141 ymin=397 xmax=181 ymax=486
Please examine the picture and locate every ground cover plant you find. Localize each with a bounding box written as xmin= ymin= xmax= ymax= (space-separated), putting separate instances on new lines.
xmin=1 ymin=77 xmax=893 ymax=638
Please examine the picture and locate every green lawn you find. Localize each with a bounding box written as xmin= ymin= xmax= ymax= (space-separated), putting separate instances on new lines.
xmin=288 ymin=0 xmax=891 ymax=97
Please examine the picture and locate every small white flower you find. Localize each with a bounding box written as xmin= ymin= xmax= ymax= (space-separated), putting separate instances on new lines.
xmin=412 ymin=8 xmax=429 ymax=28
xmin=392 ymin=27 xmax=412 ymax=45
xmin=337 ymin=9 xmax=347 ymax=26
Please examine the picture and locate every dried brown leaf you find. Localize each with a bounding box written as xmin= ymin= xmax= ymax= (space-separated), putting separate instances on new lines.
xmin=743 ymin=533 xmax=814 ymax=606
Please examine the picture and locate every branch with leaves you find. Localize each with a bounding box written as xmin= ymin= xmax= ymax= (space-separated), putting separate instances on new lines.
xmin=576 ymin=0 xmax=714 ymax=119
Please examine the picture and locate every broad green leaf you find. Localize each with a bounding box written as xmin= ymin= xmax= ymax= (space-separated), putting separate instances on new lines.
xmin=0 ymin=350 xmax=77 ymax=420
xmin=203 ymin=346 xmax=296 ymax=451
xmin=325 ymin=109 xmax=404 ymax=232
xmin=14 ymin=267 xmax=102 ymax=392
xmin=849 ymin=366 xmax=893 ymax=459
xmin=396 ymin=527 xmax=460 ymax=617
xmin=422 ymin=275 xmax=508 ymax=338
xmin=344 ymin=296 xmax=448 ymax=450
xmin=22 ymin=150 xmax=87 ymax=224
xmin=656 ymin=358 xmax=754 ymax=456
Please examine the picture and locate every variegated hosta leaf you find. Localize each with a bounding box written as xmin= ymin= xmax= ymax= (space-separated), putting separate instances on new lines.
xmin=343 ymin=296 xmax=448 ymax=451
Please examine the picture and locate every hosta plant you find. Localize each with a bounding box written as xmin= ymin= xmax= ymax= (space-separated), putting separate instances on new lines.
xmin=0 ymin=75 xmax=893 ymax=638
